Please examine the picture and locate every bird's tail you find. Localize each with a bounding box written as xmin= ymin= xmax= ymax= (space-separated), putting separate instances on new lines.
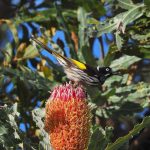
xmin=31 ymin=36 xmax=72 ymax=66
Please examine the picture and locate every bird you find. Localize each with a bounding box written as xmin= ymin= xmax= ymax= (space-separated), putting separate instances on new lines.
xmin=31 ymin=36 xmax=120 ymax=86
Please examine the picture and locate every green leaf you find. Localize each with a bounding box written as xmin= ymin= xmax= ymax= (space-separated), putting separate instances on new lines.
xmin=32 ymin=108 xmax=52 ymax=149
xmin=88 ymin=125 xmax=114 ymax=150
xmin=0 ymin=66 xmax=53 ymax=100
xmin=121 ymin=4 xmax=146 ymax=26
xmin=3 ymin=43 xmax=13 ymax=64
xmin=108 ymin=95 xmax=123 ymax=103
xmin=144 ymin=0 xmax=150 ymax=7
xmin=88 ymin=126 xmax=107 ymax=150
xmin=0 ymin=125 xmax=8 ymax=135
xmin=118 ymin=102 xmax=142 ymax=115
xmin=77 ymin=7 xmax=89 ymax=61
xmin=81 ymin=45 xmax=97 ymax=66
xmin=139 ymin=46 xmax=150 ymax=58
xmin=117 ymin=0 xmax=136 ymax=10
xmin=77 ymin=7 xmax=97 ymax=65
xmin=115 ymin=32 xmax=123 ymax=50
xmin=87 ymin=18 xmax=100 ymax=26
xmin=116 ymin=82 xmax=150 ymax=101
xmin=88 ymin=20 xmax=117 ymax=37
xmin=102 ymin=88 xmax=116 ymax=98
xmin=104 ymin=74 xmax=124 ymax=88
xmin=55 ymin=4 xmax=78 ymax=59
xmin=105 ymin=116 xmax=150 ymax=150
xmin=110 ymin=55 xmax=141 ymax=70
xmin=146 ymin=10 xmax=150 ymax=17
xmin=96 ymin=105 xmax=120 ymax=118
xmin=131 ymin=33 xmax=150 ymax=41
xmin=126 ymin=89 xmax=150 ymax=101
xmin=20 ymin=45 xmax=39 ymax=60
xmin=87 ymin=3 xmax=145 ymax=38
xmin=81 ymin=0 xmax=105 ymax=17
xmin=104 ymin=46 xmax=118 ymax=66
xmin=110 ymin=102 xmax=142 ymax=117
xmin=0 ymin=104 xmax=21 ymax=148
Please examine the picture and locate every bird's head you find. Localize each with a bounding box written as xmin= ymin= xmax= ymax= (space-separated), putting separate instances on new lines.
xmin=96 ymin=66 xmax=121 ymax=84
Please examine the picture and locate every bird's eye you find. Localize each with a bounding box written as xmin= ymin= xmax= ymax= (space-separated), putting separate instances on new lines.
xmin=106 ymin=68 xmax=110 ymax=71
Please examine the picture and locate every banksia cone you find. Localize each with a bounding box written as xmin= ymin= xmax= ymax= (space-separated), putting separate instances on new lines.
xmin=45 ymin=83 xmax=91 ymax=150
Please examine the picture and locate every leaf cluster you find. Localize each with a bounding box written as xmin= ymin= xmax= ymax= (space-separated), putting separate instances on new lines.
xmin=0 ymin=0 xmax=150 ymax=149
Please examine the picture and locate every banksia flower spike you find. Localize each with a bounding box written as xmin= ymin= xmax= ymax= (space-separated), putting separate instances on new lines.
xmin=45 ymin=83 xmax=91 ymax=150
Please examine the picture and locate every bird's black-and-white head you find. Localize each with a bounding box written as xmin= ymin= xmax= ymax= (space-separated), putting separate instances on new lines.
xmin=96 ymin=66 xmax=115 ymax=84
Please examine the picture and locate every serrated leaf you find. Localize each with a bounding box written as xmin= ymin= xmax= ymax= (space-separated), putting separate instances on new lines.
xmin=102 ymin=88 xmax=116 ymax=98
xmin=110 ymin=55 xmax=141 ymax=70
xmin=121 ymin=4 xmax=146 ymax=26
xmin=116 ymin=82 xmax=150 ymax=98
xmin=126 ymin=89 xmax=150 ymax=101
xmin=87 ymin=18 xmax=100 ymax=26
xmin=96 ymin=105 xmax=120 ymax=118
xmin=131 ymin=33 xmax=150 ymax=41
xmin=105 ymin=126 xmax=114 ymax=141
xmin=55 ymin=4 xmax=78 ymax=59
xmin=81 ymin=0 xmax=105 ymax=17
xmin=104 ymin=46 xmax=118 ymax=66
xmin=144 ymin=0 xmax=150 ymax=7
xmin=121 ymin=74 xmax=129 ymax=84
xmin=92 ymin=21 xmax=117 ymax=37
xmin=105 ymin=116 xmax=150 ymax=150
xmin=125 ymin=84 xmax=150 ymax=102
xmin=146 ymin=10 xmax=150 ymax=17
xmin=77 ymin=7 xmax=89 ymax=62
xmin=32 ymin=108 xmax=52 ymax=149
xmin=104 ymin=75 xmax=123 ymax=87
xmin=0 ymin=66 xmax=53 ymax=100
xmin=3 ymin=43 xmax=13 ymax=65
xmin=88 ymin=126 xmax=106 ymax=150
xmin=0 ymin=104 xmax=22 ymax=148
xmin=0 ymin=125 xmax=8 ymax=135
xmin=111 ymin=102 xmax=142 ymax=117
xmin=77 ymin=7 xmax=97 ymax=65
xmin=119 ymin=102 xmax=142 ymax=115
xmin=42 ymin=66 xmax=54 ymax=80
xmin=115 ymin=32 xmax=123 ymax=50
xmin=116 ymin=84 xmax=136 ymax=93
xmin=117 ymin=0 xmax=136 ymax=10
xmin=88 ymin=125 xmax=114 ymax=150
xmin=20 ymin=45 xmax=39 ymax=60
xmin=108 ymin=95 xmax=123 ymax=103
xmin=87 ymin=3 xmax=145 ymax=38
xmin=139 ymin=47 xmax=150 ymax=58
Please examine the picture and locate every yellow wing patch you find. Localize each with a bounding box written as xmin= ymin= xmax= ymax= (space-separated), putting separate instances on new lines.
xmin=70 ymin=59 xmax=87 ymax=70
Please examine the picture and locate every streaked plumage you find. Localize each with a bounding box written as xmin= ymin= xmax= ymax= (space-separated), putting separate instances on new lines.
xmin=31 ymin=37 xmax=119 ymax=86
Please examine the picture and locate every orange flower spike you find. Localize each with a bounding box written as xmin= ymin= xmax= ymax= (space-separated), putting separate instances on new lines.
xmin=45 ymin=83 xmax=91 ymax=150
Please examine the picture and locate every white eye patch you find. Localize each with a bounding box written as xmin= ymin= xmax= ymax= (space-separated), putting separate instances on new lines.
xmin=106 ymin=68 xmax=110 ymax=71
xmin=97 ymin=66 xmax=100 ymax=71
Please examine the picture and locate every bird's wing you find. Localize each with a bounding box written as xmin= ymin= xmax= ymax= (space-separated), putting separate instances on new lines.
xmin=70 ymin=59 xmax=87 ymax=70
